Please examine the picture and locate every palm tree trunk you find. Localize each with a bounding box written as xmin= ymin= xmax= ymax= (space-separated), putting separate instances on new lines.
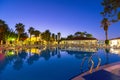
xmin=105 ymin=31 xmax=108 ymax=40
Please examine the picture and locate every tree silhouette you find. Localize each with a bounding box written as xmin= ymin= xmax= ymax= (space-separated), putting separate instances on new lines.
xmin=101 ymin=18 xmax=110 ymax=40
xmin=33 ymin=30 xmax=40 ymax=44
xmin=15 ymin=23 xmax=25 ymax=42
xmin=0 ymin=19 xmax=9 ymax=44
xmin=28 ymin=27 xmax=35 ymax=44
xmin=41 ymin=30 xmax=51 ymax=44
xmin=101 ymin=0 xmax=120 ymax=22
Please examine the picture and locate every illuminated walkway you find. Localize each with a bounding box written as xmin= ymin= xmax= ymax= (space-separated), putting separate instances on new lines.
xmin=72 ymin=62 xmax=120 ymax=80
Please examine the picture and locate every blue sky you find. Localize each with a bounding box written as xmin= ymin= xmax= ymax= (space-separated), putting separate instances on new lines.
xmin=0 ymin=0 xmax=120 ymax=40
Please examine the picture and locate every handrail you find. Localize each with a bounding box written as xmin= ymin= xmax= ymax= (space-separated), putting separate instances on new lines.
xmin=80 ymin=57 xmax=87 ymax=71
xmin=89 ymin=59 xmax=94 ymax=73
xmin=88 ymin=54 xmax=101 ymax=73
xmin=96 ymin=56 xmax=101 ymax=70
xmin=80 ymin=53 xmax=101 ymax=74
xmin=88 ymin=55 xmax=94 ymax=73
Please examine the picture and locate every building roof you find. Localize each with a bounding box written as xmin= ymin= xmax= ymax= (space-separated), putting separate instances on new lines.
xmin=62 ymin=37 xmax=97 ymax=40
xmin=110 ymin=37 xmax=120 ymax=40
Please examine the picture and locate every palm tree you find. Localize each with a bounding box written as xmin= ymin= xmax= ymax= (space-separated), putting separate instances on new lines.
xmin=33 ymin=30 xmax=40 ymax=44
xmin=0 ymin=19 xmax=9 ymax=44
xmin=46 ymin=30 xmax=51 ymax=43
xmin=41 ymin=30 xmax=51 ymax=45
xmin=57 ymin=32 xmax=61 ymax=44
xmin=101 ymin=0 xmax=120 ymax=21
xmin=20 ymin=32 xmax=28 ymax=41
xmin=42 ymin=30 xmax=51 ymax=42
xmin=28 ymin=27 xmax=34 ymax=44
xmin=15 ymin=23 xmax=25 ymax=42
xmin=51 ymin=33 xmax=55 ymax=41
xmin=57 ymin=32 xmax=61 ymax=41
xmin=101 ymin=18 xmax=110 ymax=40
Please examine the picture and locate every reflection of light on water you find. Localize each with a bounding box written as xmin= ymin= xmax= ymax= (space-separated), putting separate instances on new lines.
xmin=43 ymin=47 xmax=46 ymax=50
xmin=5 ymin=50 xmax=15 ymax=56
xmin=110 ymin=48 xmax=120 ymax=54
xmin=26 ymin=48 xmax=41 ymax=54
xmin=63 ymin=47 xmax=97 ymax=52
xmin=31 ymin=48 xmax=40 ymax=54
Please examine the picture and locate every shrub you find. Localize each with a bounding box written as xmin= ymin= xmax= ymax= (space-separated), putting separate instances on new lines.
xmin=105 ymin=40 xmax=109 ymax=45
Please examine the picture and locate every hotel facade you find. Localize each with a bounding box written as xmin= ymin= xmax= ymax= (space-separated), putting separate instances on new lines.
xmin=60 ymin=37 xmax=98 ymax=47
xmin=110 ymin=37 xmax=120 ymax=48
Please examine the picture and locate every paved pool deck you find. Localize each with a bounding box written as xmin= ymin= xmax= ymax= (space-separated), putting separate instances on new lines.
xmin=72 ymin=62 xmax=120 ymax=80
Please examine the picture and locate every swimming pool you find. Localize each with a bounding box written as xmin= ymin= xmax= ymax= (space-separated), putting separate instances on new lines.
xmin=0 ymin=47 xmax=120 ymax=80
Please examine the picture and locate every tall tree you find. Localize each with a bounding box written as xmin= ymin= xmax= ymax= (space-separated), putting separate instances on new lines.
xmin=28 ymin=27 xmax=34 ymax=43
xmin=101 ymin=0 xmax=120 ymax=22
xmin=57 ymin=32 xmax=61 ymax=44
xmin=0 ymin=19 xmax=9 ymax=44
xmin=101 ymin=18 xmax=110 ymax=40
xmin=41 ymin=30 xmax=51 ymax=42
xmin=20 ymin=32 xmax=28 ymax=41
xmin=51 ymin=33 xmax=55 ymax=41
xmin=57 ymin=32 xmax=61 ymax=41
xmin=15 ymin=23 xmax=25 ymax=42
xmin=33 ymin=30 xmax=40 ymax=43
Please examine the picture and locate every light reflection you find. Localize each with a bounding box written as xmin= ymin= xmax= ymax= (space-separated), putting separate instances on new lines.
xmin=0 ymin=47 xmax=99 ymax=72
xmin=26 ymin=48 xmax=41 ymax=54
xmin=110 ymin=48 xmax=120 ymax=54
xmin=5 ymin=50 xmax=15 ymax=56
xmin=60 ymin=47 xmax=97 ymax=53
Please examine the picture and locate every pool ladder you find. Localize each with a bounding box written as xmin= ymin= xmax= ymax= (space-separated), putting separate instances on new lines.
xmin=80 ymin=54 xmax=101 ymax=73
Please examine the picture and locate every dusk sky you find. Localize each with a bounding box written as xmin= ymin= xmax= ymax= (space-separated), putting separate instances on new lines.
xmin=0 ymin=0 xmax=120 ymax=40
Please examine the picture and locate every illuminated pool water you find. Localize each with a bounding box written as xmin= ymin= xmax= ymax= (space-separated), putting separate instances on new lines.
xmin=0 ymin=47 xmax=120 ymax=80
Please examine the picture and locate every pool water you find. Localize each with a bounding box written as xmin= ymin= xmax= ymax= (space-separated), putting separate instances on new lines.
xmin=0 ymin=47 xmax=120 ymax=80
